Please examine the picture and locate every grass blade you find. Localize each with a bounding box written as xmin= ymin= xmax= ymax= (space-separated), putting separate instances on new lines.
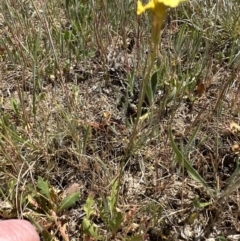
xmin=169 ymin=127 xmax=214 ymax=196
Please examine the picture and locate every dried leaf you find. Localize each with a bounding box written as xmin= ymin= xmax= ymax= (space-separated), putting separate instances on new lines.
xmin=64 ymin=183 xmax=80 ymax=196
xmin=196 ymin=83 xmax=205 ymax=95
xmin=231 ymin=144 xmax=240 ymax=154
xmin=230 ymin=122 xmax=240 ymax=134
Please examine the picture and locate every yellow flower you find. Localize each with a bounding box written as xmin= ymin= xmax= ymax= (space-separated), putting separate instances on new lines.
xmin=137 ymin=0 xmax=186 ymax=15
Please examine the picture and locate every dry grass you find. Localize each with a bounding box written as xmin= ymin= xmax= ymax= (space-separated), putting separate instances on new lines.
xmin=0 ymin=0 xmax=240 ymax=240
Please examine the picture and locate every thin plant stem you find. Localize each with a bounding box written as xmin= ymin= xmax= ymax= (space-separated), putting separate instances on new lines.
xmin=126 ymin=3 xmax=167 ymax=158
xmin=126 ymin=26 xmax=161 ymax=157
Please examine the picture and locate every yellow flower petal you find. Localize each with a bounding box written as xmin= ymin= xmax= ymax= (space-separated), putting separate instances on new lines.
xmin=158 ymin=0 xmax=186 ymax=8
xmin=137 ymin=0 xmax=186 ymax=15
xmin=137 ymin=0 xmax=155 ymax=15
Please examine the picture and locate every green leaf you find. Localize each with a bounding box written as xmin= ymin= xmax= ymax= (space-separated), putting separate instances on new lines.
xmin=186 ymin=212 xmax=199 ymax=224
xmin=167 ymin=86 xmax=177 ymax=104
xmin=82 ymin=218 xmax=101 ymax=239
xmin=192 ymin=196 xmax=211 ymax=209
xmin=169 ymin=128 xmax=214 ymax=196
xmin=109 ymin=211 xmax=123 ymax=233
xmin=108 ymin=180 xmax=119 ymax=216
xmin=10 ymin=98 xmax=19 ymax=116
xmin=83 ymin=196 xmax=95 ymax=219
xmin=216 ymin=235 xmax=227 ymax=241
xmin=37 ymin=176 xmax=50 ymax=199
xmin=223 ymin=157 xmax=240 ymax=191
xmin=65 ymin=0 xmax=70 ymax=11
xmin=58 ymin=191 xmax=80 ymax=212
xmin=186 ymin=124 xmax=200 ymax=151
xmin=150 ymin=71 xmax=158 ymax=95
xmin=145 ymin=71 xmax=158 ymax=105
xmin=174 ymin=23 xmax=187 ymax=55
xmin=37 ymin=93 xmax=46 ymax=102
xmin=98 ymin=197 xmax=109 ymax=225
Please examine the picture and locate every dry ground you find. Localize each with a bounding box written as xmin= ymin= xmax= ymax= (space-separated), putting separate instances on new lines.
xmin=0 ymin=0 xmax=240 ymax=240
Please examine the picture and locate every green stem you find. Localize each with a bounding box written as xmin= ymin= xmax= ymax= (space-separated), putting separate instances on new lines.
xmin=125 ymin=3 xmax=166 ymax=160
xmin=126 ymin=34 xmax=159 ymax=157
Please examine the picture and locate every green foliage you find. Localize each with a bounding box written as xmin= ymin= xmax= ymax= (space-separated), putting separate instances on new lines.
xmin=10 ymin=98 xmax=20 ymax=117
xmin=170 ymin=125 xmax=240 ymax=204
xmin=82 ymin=196 xmax=102 ymax=240
xmin=82 ymin=218 xmax=102 ymax=240
xmin=58 ymin=191 xmax=80 ymax=212
xmin=216 ymin=235 xmax=227 ymax=241
xmin=98 ymin=180 xmax=123 ymax=235
xmin=83 ymin=196 xmax=95 ymax=219
xmin=99 ymin=199 xmax=123 ymax=235
xmin=64 ymin=0 xmax=93 ymax=59
xmin=145 ymin=202 xmax=163 ymax=226
xmin=82 ymin=180 xmax=123 ymax=239
xmin=37 ymin=176 xmax=51 ymax=199
xmin=192 ymin=196 xmax=211 ymax=209
xmin=1 ymin=0 xmax=240 ymax=240
xmin=28 ymin=177 xmax=80 ymax=214
xmin=218 ymin=157 xmax=240 ymax=201
xmin=146 ymin=71 xmax=158 ymax=105
xmin=169 ymin=127 xmax=214 ymax=196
